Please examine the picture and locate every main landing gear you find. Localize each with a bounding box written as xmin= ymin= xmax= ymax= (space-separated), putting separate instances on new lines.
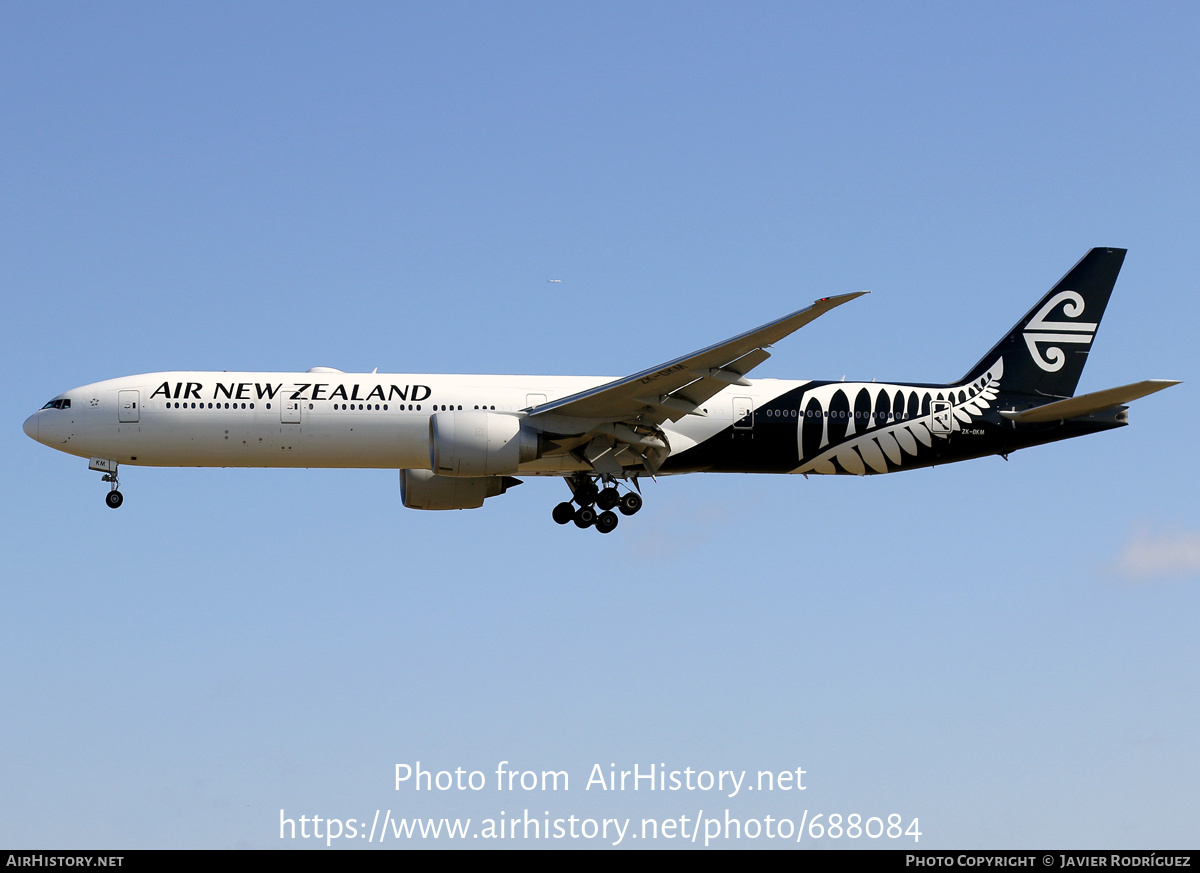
xmin=551 ymin=473 xmax=643 ymax=534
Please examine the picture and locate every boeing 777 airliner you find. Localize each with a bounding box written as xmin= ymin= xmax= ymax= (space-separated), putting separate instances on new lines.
xmin=24 ymin=248 xmax=1178 ymax=533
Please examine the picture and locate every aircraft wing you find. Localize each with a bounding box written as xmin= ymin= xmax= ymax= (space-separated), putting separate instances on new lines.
xmin=525 ymin=292 xmax=867 ymax=425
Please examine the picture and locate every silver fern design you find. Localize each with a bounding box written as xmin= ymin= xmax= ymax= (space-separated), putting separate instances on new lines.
xmin=793 ymin=358 xmax=1004 ymax=475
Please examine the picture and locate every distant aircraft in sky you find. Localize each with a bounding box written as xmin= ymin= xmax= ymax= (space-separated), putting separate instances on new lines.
xmin=547 ymin=278 xmax=562 ymax=283
xmin=25 ymin=248 xmax=1177 ymax=533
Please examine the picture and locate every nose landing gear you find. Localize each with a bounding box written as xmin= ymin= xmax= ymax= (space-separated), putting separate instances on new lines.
xmin=89 ymin=458 xmax=124 ymax=509
xmin=551 ymin=473 xmax=642 ymax=533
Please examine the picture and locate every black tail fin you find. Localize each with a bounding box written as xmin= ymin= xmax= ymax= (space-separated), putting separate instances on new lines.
xmin=959 ymin=247 xmax=1126 ymax=398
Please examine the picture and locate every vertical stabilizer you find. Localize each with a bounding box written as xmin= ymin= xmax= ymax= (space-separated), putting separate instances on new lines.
xmin=960 ymin=247 xmax=1126 ymax=397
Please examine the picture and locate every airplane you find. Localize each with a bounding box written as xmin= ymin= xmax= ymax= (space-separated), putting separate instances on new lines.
xmin=23 ymin=247 xmax=1178 ymax=534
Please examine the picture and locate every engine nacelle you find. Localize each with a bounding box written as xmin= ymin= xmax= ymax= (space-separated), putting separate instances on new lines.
xmin=400 ymin=468 xmax=521 ymax=510
xmin=429 ymin=411 xmax=537 ymax=477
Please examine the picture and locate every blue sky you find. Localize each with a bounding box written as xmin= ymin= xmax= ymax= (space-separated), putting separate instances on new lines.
xmin=3 ymin=2 xmax=1197 ymax=849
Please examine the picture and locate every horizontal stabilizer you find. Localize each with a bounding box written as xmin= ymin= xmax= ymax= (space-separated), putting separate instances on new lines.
xmin=1000 ymin=380 xmax=1180 ymax=423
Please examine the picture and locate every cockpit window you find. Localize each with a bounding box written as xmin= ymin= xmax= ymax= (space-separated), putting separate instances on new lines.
xmin=41 ymin=398 xmax=70 ymax=410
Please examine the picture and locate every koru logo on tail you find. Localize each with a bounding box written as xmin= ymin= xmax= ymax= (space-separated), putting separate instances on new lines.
xmin=1023 ymin=290 xmax=1097 ymax=372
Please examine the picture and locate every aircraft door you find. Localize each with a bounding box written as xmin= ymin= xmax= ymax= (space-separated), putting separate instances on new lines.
xmin=118 ymin=390 xmax=140 ymax=422
xmin=733 ymin=396 xmax=754 ymax=430
xmin=281 ymin=399 xmax=302 ymax=424
xmin=931 ymin=399 xmax=953 ymax=436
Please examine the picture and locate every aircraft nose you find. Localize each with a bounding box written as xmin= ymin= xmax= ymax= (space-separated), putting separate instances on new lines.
xmin=23 ymin=412 xmax=38 ymax=442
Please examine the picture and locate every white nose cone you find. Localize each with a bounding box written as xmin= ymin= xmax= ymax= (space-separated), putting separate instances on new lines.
xmin=23 ymin=413 xmax=38 ymax=442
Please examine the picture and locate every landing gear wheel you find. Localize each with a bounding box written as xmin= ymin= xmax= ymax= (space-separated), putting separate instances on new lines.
xmin=573 ymin=506 xmax=597 ymax=528
xmin=618 ymin=491 xmax=643 ymax=516
xmin=552 ymin=502 xmax=575 ymax=525
xmin=105 ymin=490 xmax=124 ymax=509
xmin=573 ymin=480 xmax=599 ymax=506
xmin=597 ymin=487 xmax=620 ymax=511
xmin=595 ymin=511 xmax=618 ymax=534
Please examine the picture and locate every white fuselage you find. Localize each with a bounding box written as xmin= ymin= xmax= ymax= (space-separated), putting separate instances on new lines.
xmin=23 ymin=370 xmax=800 ymax=475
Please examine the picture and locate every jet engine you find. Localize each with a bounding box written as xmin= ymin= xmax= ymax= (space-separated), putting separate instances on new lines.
xmin=429 ymin=411 xmax=538 ymax=476
xmin=400 ymin=468 xmax=522 ymax=510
